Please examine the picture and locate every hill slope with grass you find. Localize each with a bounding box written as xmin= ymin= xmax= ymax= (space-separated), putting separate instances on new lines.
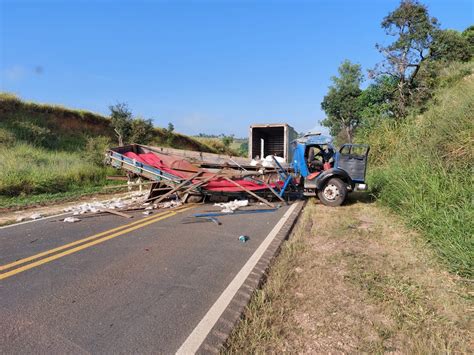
xmin=0 ymin=94 xmax=220 ymax=207
xmin=357 ymin=61 xmax=473 ymax=277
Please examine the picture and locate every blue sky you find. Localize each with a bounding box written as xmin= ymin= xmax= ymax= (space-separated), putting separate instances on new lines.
xmin=1 ymin=0 xmax=472 ymax=137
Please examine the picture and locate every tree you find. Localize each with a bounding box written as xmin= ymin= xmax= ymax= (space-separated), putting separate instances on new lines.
xmin=109 ymin=103 xmax=132 ymax=145
xmin=430 ymin=29 xmax=472 ymax=62
xmin=371 ymin=0 xmax=439 ymax=117
xmin=130 ymin=118 xmax=154 ymax=144
xmin=163 ymin=122 xmax=175 ymax=145
xmin=321 ymin=60 xmax=363 ymax=143
xmin=361 ymin=75 xmax=397 ymax=117
xmin=462 ymin=25 xmax=474 ymax=54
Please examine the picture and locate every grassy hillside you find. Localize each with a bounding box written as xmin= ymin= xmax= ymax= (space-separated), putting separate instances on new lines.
xmin=0 ymin=93 xmax=217 ymax=152
xmin=358 ymin=61 xmax=474 ymax=278
xmin=0 ymin=93 xmax=219 ymax=207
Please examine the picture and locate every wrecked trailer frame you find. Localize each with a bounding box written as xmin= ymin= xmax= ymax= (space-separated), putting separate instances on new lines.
xmin=105 ymin=144 xmax=291 ymax=203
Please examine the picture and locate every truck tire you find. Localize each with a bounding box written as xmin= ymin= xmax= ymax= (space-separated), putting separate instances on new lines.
xmin=317 ymin=178 xmax=347 ymax=207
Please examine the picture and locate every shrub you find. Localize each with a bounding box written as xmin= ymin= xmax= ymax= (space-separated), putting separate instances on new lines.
xmin=10 ymin=121 xmax=54 ymax=146
xmin=85 ymin=136 xmax=111 ymax=166
xmin=0 ymin=128 xmax=16 ymax=145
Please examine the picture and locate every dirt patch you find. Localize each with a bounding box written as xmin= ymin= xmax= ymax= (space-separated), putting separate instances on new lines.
xmin=224 ymin=198 xmax=472 ymax=353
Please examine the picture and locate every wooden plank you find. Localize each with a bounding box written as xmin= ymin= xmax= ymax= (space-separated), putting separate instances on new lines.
xmin=146 ymin=171 xmax=203 ymax=203
xmin=223 ymin=177 xmax=274 ymax=208
xmin=261 ymin=181 xmax=287 ymax=203
xmin=103 ymin=181 xmax=159 ymax=190
xmin=102 ymin=208 xmax=133 ymax=218
xmin=106 ymin=175 xmax=128 ymax=181
xmin=179 ymin=172 xmax=223 ymax=196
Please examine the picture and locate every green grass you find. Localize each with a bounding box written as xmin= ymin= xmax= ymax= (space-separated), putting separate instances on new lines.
xmin=0 ymin=143 xmax=117 ymax=207
xmin=0 ymin=185 xmax=115 ymax=209
xmin=358 ymin=61 xmax=474 ymax=278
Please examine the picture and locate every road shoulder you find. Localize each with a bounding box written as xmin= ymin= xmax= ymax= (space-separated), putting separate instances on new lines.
xmin=224 ymin=199 xmax=472 ymax=353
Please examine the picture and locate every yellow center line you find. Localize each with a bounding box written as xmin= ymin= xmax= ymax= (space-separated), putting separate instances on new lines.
xmin=0 ymin=204 xmax=192 ymax=272
xmin=0 ymin=205 xmax=194 ymax=280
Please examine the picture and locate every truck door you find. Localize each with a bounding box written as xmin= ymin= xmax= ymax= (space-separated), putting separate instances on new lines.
xmin=336 ymin=144 xmax=370 ymax=182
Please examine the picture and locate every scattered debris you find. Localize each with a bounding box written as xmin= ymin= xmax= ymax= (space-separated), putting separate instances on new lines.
xmin=142 ymin=211 xmax=153 ymax=215
xmin=64 ymin=198 xmax=131 ymax=214
xmin=62 ymin=192 xmax=148 ymax=217
xmin=250 ymin=155 xmax=285 ymax=168
xmin=156 ymin=200 xmax=182 ymax=209
xmin=193 ymin=208 xmax=278 ymax=218
xmin=30 ymin=213 xmax=43 ymax=220
xmin=63 ymin=217 xmax=80 ymax=223
xmin=214 ymin=199 xmax=249 ymax=213
xmin=16 ymin=217 xmax=25 ymax=222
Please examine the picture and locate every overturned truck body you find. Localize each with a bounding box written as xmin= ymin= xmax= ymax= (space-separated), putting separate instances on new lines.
xmin=106 ymin=125 xmax=370 ymax=207
xmin=106 ymin=144 xmax=289 ymax=205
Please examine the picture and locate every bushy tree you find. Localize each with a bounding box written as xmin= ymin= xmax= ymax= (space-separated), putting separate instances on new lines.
xmin=359 ymin=75 xmax=398 ymax=121
xmin=462 ymin=25 xmax=474 ymax=53
xmin=371 ymin=0 xmax=439 ymax=117
xmin=163 ymin=122 xmax=175 ymax=145
xmin=109 ymin=103 xmax=132 ymax=145
xmin=321 ymin=60 xmax=363 ymax=143
xmin=109 ymin=103 xmax=155 ymax=145
xmin=431 ymin=29 xmax=472 ymax=62
xmin=130 ymin=118 xmax=154 ymax=144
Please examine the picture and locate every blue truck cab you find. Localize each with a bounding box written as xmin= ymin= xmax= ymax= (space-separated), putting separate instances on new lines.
xmin=292 ymin=134 xmax=370 ymax=206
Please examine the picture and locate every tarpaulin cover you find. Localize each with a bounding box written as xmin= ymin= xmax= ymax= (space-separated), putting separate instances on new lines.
xmin=123 ymin=151 xmax=279 ymax=192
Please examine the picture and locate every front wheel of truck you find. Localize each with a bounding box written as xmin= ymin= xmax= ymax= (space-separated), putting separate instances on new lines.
xmin=317 ymin=178 xmax=347 ymax=207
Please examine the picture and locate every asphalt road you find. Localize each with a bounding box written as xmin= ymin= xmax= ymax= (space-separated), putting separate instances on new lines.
xmin=0 ymin=203 xmax=295 ymax=353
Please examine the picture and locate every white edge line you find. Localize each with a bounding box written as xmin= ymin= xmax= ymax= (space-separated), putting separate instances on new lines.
xmin=176 ymin=202 xmax=300 ymax=354
xmin=0 ymin=212 xmax=72 ymax=230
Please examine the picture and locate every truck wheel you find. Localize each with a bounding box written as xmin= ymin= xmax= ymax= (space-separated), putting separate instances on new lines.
xmin=317 ymin=178 xmax=347 ymax=207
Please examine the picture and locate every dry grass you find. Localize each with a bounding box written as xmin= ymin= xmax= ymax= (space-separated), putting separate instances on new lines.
xmin=224 ymin=197 xmax=472 ymax=353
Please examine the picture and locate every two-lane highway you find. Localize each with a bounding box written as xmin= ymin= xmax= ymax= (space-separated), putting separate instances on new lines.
xmin=0 ymin=202 xmax=300 ymax=353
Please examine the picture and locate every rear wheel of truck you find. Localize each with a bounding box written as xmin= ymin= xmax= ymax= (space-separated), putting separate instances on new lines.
xmin=318 ymin=178 xmax=347 ymax=207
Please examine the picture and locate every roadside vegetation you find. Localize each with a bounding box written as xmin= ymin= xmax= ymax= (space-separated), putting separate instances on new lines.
xmin=0 ymin=94 xmax=223 ymax=208
xmin=225 ymin=200 xmax=472 ymax=353
xmin=360 ymin=62 xmax=474 ymax=278
xmin=319 ymin=1 xmax=473 ymax=277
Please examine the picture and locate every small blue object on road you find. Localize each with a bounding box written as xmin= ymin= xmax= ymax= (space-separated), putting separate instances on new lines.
xmin=239 ymin=235 xmax=249 ymax=243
